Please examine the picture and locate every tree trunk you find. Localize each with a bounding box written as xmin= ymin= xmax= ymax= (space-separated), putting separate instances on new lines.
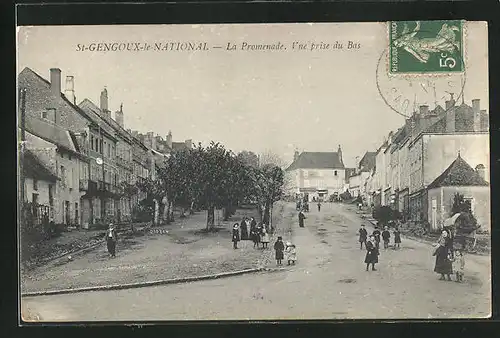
xmin=165 ymin=200 xmax=171 ymax=225
xmin=207 ymin=205 xmax=215 ymax=230
xmin=189 ymin=200 xmax=195 ymax=215
xmin=263 ymin=200 xmax=271 ymax=225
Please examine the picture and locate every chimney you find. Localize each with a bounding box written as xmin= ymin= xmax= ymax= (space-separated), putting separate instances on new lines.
xmin=64 ymin=76 xmax=76 ymax=104
xmin=294 ymin=150 xmax=300 ymax=161
xmin=147 ymin=132 xmax=156 ymax=150
xmin=446 ymin=107 xmax=456 ymax=133
xmin=100 ymin=87 xmax=109 ymax=112
xmin=355 ymin=156 xmax=360 ymax=170
xmin=166 ymin=131 xmax=173 ymax=149
xmin=338 ymin=145 xmax=343 ymax=164
xmin=50 ymin=68 xmax=61 ymax=97
xmin=472 ymin=99 xmax=481 ymax=132
xmin=475 ymin=164 xmax=486 ymax=181
xmin=185 ymin=139 xmax=193 ymax=149
xmin=419 ymin=105 xmax=429 ymax=117
xmin=114 ymin=103 xmax=124 ymax=128
xmin=445 ymin=93 xmax=456 ymax=110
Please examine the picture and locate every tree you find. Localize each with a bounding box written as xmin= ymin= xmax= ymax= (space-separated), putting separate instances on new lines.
xmin=135 ymin=177 xmax=165 ymax=225
xmin=236 ymin=151 xmax=259 ymax=168
xmin=250 ymin=164 xmax=284 ymax=230
xmin=451 ymin=192 xmax=479 ymax=234
xmin=117 ymin=181 xmax=138 ymax=230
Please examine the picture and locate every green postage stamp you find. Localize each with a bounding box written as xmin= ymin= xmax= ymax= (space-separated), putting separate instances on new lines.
xmin=389 ymin=20 xmax=464 ymax=74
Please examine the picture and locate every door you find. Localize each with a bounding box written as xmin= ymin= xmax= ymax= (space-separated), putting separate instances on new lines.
xmin=431 ymin=198 xmax=438 ymax=230
xmin=75 ymin=202 xmax=79 ymax=226
xmin=65 ymin=201 xmax=70 ymax=226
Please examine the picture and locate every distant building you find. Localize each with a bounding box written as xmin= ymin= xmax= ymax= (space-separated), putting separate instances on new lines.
xmin=348 ymin=151 xmax=376 ymax=199
xmin=285 ymin=145 xmax=346 ymax=201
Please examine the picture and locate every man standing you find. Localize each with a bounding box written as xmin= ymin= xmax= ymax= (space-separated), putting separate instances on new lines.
xmin=317 ymin=201 xmax=321 ymax=212
xmin=298 ymin=210 xmax=306 ymax=228
xmin=106 ymin=223 xmax=118 ymax=258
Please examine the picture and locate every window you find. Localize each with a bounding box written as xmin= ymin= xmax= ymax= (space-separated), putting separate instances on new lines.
xmin=334 ymin=170 xmax=338 ymax=176
xmin=33 ymin=179 xmax=38 ymax=191
xmin=41 ymin=111 xmax=48 ymax=119
xmin=60 ymin=166 xmax=66 ymax=186
xmin=108 ymin=143 xmax=111 ymax=157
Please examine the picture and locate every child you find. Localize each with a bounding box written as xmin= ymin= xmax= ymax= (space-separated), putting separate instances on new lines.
xmin=274 ymin=236 xmax=285 ymax=265
xmin=285 ymin=242 xmax=297 ymax=265
xmin=393 ymin=227 xmax=401 ymax=250
xmin=452 ymin=249 xmax=465 ymax=283
xmin=260 ymin=227 xmax=270 ymax=248
xmin=382 ymin=226 xmax=391 ymax=249
xmin=358 ymin=224 xmax=368 ymax=250
xmin=232 ymin=223 xmax=240 ymax=249
xmin=364 ymin=235 xmax=379 ymax=271
xmin=106 ymin=223 xmax=118 ymax=258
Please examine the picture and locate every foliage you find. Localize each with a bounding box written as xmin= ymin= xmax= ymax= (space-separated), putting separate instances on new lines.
xmin=236 ymin=150 xmax=259 ymax=168
xmin=372 ymin=205 xmax=400 ymax=225
xmin=450 ymin=193 xmax=480 ymax=234
xmin=140 ymin=142 xmax=287 ymax=230
xmin=339 ymin=190 xmax=352 ymax=201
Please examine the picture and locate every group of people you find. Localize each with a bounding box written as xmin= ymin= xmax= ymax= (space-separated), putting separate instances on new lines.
xmin=433 ymin=229 xmax=466 ymax=282
xmin=273 ymin=236 xmax=297 ymax=266
xmin=358 ymin=223 xmax=401 ymax=271
xmin=232 ymin=217 xmax=270 ymax=249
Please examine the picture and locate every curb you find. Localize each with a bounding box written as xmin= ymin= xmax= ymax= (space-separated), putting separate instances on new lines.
xmin=21 ymin=268 xmax=264 ymax=298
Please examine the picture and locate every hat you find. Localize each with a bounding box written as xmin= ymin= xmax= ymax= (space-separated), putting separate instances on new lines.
xmin=277 ymin=236 xmax=282 ymax=240
xmin=233 ymin=224 xmax=239 ymax=229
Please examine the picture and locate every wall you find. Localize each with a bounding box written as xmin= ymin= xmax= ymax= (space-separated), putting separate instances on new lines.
xmin=397 ymin=141 xmax=410 ymax=191
xmin=25 ymin=177 xmax=52 ymax=206
xmin=427 ymin=186 xmax=490 ymax=233
xmin=423 ymin=133 xmax=490 ymax=187
xmin=408 ymin=137 xmax=424 ymax=194
xmin=19 ymin=69 xmax=90 ymax=139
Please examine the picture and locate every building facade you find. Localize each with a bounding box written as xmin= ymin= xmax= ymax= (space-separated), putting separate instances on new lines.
xmin=285 ymin=146 xmax=346 ymax=201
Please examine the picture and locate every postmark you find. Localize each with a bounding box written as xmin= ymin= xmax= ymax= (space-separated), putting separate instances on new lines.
xmin=389 ymin=20 xmax=465 ymax=74
xmin=377 ymin=21 xmax=467 ymax=118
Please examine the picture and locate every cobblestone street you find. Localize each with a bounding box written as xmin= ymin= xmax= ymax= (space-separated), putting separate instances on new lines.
xmin=22 ymin=202 xmax=490 ymax=320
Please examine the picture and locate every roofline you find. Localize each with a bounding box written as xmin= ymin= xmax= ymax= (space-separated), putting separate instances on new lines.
xmin=409 ymin=130 xmax=489 ymax=148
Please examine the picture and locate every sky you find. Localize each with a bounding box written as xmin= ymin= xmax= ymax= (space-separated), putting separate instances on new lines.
xmin=17 ymin=22 xmax=488 ymax=168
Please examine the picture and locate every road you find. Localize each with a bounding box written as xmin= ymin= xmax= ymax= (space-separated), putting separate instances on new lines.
xmin=21 ymin=203 xmax=490 ymax=321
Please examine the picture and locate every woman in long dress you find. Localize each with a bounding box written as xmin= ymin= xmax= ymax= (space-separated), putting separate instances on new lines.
xmin=433 ymin=230 xmax=453 ymax=281
xmin=364 ymin=235 xmax=379 ymax=271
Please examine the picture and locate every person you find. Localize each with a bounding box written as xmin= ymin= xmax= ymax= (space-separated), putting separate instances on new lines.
xmin=285 ymin=242 xmax=297 ymax=265
xmin=364 ymin=235 xmax=379 ymax=271
xmin=358 ymin=202 xmax=362 ymax=210
xmin=433 ymin=230 xmax=453 ymax=281
xmin=452 ymin=249 xmax=465 ymax=283
xmin=106 ymin=223 xmax=118 ymax=258
xmin=274 ymin=236 xmax=285 ymax=265
xmin=232 ymin=223 xmax=240 ymax=249
xmin=317 ymin=201 xmax=321 ymax=212
xmin=393 ymin=227 xmax=402 ymax=250
xmin=358 ymin=224 xmax=368 ymax=250
xmin=260 ymin=227 xmax=270 ymax=248
xmin=240 ymin=218 xmax=248 ymax=240
xmin=298 ymin=210 xmax=306 ymax=228
xmin=372 ymin=225 xmax=381 ymax=250
xmin=381 ymin=226 xmax=391 ymax=249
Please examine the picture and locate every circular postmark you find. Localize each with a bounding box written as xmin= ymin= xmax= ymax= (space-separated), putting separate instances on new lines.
xmin=376 ymin=21 xmax=467 ymax=118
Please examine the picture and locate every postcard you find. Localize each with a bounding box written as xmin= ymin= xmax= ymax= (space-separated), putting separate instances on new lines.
xmin=17 ymin=21 xmax=490 ymax=321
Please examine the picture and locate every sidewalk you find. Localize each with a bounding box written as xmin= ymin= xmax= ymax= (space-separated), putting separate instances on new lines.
xmin=21 ymin=208 xmax=272 ymax=294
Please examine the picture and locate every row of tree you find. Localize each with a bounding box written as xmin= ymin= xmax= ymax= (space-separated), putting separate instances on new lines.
xmin=134 ymin=142 xmax=286 ymax=231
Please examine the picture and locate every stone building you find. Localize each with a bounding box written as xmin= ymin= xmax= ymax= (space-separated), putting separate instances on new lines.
xmin=285 ymin=146 xmax=346 ymax=202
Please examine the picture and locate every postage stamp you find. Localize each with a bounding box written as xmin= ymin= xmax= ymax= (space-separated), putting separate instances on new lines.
xmin=389 ymin=20 xmax=465 ymax=74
